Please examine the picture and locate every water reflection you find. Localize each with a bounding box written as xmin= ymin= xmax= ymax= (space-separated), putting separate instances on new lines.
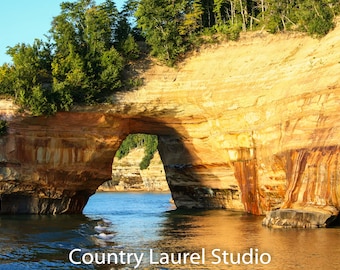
xmin=0 ymin=193 xmax=339 ymax=270
xmin=153 ymin=209 xmax=340 ymax=269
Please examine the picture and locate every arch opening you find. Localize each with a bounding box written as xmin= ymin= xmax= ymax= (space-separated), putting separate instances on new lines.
xmin=0 ymin=112 xmax=245 ymax=214
xmin=98 ymin=133 xmax=170 ymax=193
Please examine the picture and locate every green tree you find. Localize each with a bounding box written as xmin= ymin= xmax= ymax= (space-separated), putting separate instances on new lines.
xmin=213 ymin=0 xmax=228 ymax=26
xmin=136 ymin=0 xmax=187 ymax=66
xmin=5 ymin=40 xmax=55 ymax=114
xmin=139 ymin=134 xmax=158 ymax=170
xmin=180 ymin=0 xmax=204 ymax=35
xmin=2 ymin=0 xmax=340 ymax=117
xmin=0 ymin=64 xmax=15 ymax=96
xmin=115 ymin=0 xmax=141 ymax=59
xmin=7 ymin=41 xmax=51 ymax=93
xmin=21 ymin=85 xmax=57 ymax=116
xmin=201 ymin=0 xmax=215 ymax=27
xmin=51 ymin=48 xmax=89 ymax=103
xmin=50 ymin=0 xmax=124 ymax=103
xmin=99 ymin=48 xmax=124 ymax=94
xmin=296 ymin=0 xmax=335 ymax=36
xmin=0 ymin=0 xmax=138 ymax=114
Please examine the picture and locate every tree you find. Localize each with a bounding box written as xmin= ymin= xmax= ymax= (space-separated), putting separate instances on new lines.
xmin=139 ymin=134 xmax=158 ymax=169
xmin=50 ymin=0 xmax=124 ymax=103
xmin=99 ymin=47 xmax=124 ymax=95
xmin=0 ymin=0 xmax=143 ymax=114
xmin=5 ymin=40 xmax=55 ymax=114
xmin=1 ymin=0 xmax=340 ymax=116
xmin=200 ymin=0 xmax=215 ymax=27
xmin=115 ymin=0 xmax=141 ymax=59
xmin=115 ymin=134 xmax=158 ymax=170
xmin=0 ymin=64 xmax=15 ymax=96
xmin=22 ymin=85 xmax=57 ymax=116
xmin=180 ymin=0 xmax=204 ymax=35
xmin=296 ymin=0 xmax=335 ymax=36
xmin=6 ymin=41 xmax=50 ymax=93
xmin=136 ymin=0 xmax=187 ymax=66
xmin=214 ymin=0 xmax=228 ymax=26
xmin=51 ymin=48 xmax=89 ymax=103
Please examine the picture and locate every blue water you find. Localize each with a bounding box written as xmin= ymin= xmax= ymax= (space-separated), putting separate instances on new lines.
xmin=0 ymin=192 xmax=339 ymax=269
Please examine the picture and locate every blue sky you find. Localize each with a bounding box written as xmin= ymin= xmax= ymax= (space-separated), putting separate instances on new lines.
xmin=0 ymin=0 xmax=124 ymax=65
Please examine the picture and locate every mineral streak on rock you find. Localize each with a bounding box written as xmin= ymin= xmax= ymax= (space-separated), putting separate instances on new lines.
xmin=1 ymin=26 xmax=340 ymax=228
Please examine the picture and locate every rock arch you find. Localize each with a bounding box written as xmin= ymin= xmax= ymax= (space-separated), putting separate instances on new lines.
xmin=0 ymin=112 xmax=245 ymax=214
xmin=1 ymin=27 xmax=340 ymax=227
xmin=1 ymin=103 xmax=340 ymax=229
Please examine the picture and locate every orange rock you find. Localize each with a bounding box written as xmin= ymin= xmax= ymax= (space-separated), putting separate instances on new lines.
xmin=0 ymin=25 xmax=340 ymax=223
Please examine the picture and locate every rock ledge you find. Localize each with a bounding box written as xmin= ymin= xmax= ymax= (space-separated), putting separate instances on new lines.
xmin=263 ymin=207 xmax=339 ymax=228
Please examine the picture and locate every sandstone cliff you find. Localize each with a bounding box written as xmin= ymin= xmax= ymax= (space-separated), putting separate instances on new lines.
xmin=1 ymin=24 xmax=340 ymax=227
xmin=97 ymin=148 xmax=169 ymax=192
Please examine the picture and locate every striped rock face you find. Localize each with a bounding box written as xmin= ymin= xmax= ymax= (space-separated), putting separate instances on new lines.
xmin=0 ymin=26 xmax=340 ymax=227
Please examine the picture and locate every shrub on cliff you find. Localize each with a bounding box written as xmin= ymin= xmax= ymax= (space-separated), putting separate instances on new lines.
xmin=139 ymin=135 xmax=158 ymax=170
xmin=0 ymin=64 xmax=15 ymax=96
xmin=116 ymin=134 xmax=158 ymax=170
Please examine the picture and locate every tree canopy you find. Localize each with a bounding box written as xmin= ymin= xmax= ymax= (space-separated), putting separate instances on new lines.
xmin=0 ymin=0 xmax=139 ymax=115
xmin=0 ymin=0 xmax=339 ymax=115
xmin=136 ymin=0 xmax=340 ymax=64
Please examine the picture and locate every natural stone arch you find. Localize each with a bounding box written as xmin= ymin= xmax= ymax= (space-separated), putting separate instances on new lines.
xmin=100 ymin=133 xmax=169 ymax=192
xmin=0 ymin=112 xmax=244 ymax=214
xmin=1 ymin=27 xmax=340 ymax=227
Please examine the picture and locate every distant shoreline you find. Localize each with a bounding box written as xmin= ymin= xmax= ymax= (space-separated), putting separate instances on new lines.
xmin=95 ymin=190 xmax=171 ymax=194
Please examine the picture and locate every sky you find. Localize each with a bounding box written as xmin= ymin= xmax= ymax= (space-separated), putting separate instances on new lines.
xmin=0 ymin=0 xmax=124 ymax=65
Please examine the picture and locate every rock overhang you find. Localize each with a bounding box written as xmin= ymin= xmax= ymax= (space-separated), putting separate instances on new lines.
xmin=0 ymin=26 xmax=340 ymax=228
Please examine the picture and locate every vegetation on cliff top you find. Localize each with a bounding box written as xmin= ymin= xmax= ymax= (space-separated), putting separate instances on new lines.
xmin=116 ymin=134 xmax=158 ymax=170
xmin=0 ymin=0 xmax=140 ymax=115
xmin=136 ymin=0 xmax=340 ymax=65
xmin=0 ymin=0 xmax=339 ymax=115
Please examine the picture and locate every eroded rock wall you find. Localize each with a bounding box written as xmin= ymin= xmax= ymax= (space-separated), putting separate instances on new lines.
xmin=0 ymin=25 xmax=340 ymax=227
xmin=0 ymin=112 xmax=126 ymax=213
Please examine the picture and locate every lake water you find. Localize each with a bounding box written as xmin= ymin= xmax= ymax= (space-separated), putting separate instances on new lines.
xmin=0 ymin=192 xmax=339 ymax=269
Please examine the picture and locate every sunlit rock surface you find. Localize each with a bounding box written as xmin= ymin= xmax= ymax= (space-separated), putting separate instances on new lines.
xmin=1 ymin=25 xmax=340 ymax=227
xmin=98 ymin=148 xmax=169 ymax=192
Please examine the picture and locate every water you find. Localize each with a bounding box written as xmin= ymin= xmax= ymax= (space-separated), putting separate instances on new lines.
xmin=0 ymin=192 xmax=339 ymax=270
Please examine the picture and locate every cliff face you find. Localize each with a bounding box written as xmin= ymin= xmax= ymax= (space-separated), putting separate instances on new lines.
xmin=98 ymin=148 xmax=169 ymax=192
xmin=1 ymin=25 xmax=340 ymax=227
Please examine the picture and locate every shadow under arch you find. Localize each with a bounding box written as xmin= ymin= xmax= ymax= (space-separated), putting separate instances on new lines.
xmin=0 ymin=111 xmax=244 ymax=214
xmin=125 ymin=116 xmax=240 ymax=210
